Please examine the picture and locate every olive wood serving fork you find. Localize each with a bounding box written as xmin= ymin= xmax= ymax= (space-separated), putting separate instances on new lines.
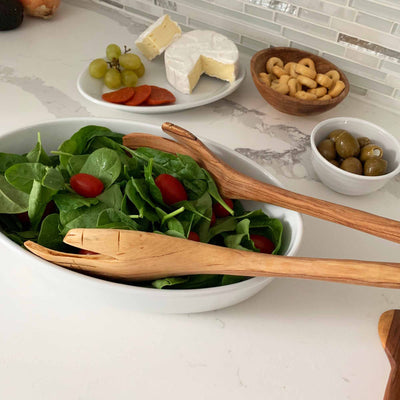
xmin=24 ymin=229 xmax=400 ymax=288
xmin=123 ymin=122 xmax=400 ymax=244
xmin=379 ymin=310 xmax=400 ymax=400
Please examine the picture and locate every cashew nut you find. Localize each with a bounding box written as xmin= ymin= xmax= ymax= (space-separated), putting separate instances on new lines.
xmin=328 ymin=80 xmax=345 ymax=98
xmin=297 ymin=75 xmax=317 ymax=89
xmin=308 ymin=87 xmax=327 ymax=97
xmin=266 ymin=57 xmax=284 ymax=74
xmin=315 ymin=73 xmax=333 ymax=88
xmin=288 ymin=78 xmax=301 ymax=97
xmin=295 ymin=63 xmax=316 ymax=79
xmin=294 ymin=91 xmax=317 ymax=100
xmin=258 ymin=72 xmax=276 ymax=87
xmin=318 ymin=94 xmax=332 ymax=101
xmin=298 ymin=57 xmax=316 ymax=71
xmin=271 ymin=75 xmax=290 ymax=95
xmin=326 ymin=70 xmax=340 ymax=87
xmin=271 ymin=65 xmax=288 ymax=78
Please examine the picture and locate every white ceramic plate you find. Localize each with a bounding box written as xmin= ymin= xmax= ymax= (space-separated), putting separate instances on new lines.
xmin=0 ymin=118 xmax=303 ymax=314
xmin=77 ymin=55 xmax=246 ymax=114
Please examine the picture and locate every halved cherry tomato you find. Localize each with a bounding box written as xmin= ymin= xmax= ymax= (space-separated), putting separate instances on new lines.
xmin=213 ymin=198 xmax=234 ymax=218
xmin=250 ymin=234 xmax=275 ymax=254
xmin=70 ymin=173 xmax=104 ymax=198
xmin=42 ymin=200 xmax=57 ymax=218
xmin=188 ymin=231 xmax=200 ymax=242
xmin=155 ymin=174 xmax=187 ymax=205
xmin=78 ymin=249 xmax=98 ymax=255
xmin=210 ymin=211 xmax=216 ymax=227
xmin=16 ymin=200 xmax=57 ymax=226
xmin=17 ymin=211 xmax=30 ymax=225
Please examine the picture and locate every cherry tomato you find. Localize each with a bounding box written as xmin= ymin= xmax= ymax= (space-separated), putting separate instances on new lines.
xmin=250 ymin=234 xmax=275 ymax=254
xmin=210 ymin=211 xmax=216 ymax=227
xmin=70 ymin=173 xmax=104 ymax=198
xmin=79 ymin=249 xmax=98 ymax=255
xmin=155 ymin=174 xmax=187 ymax=205
xmin=213 ymin=198 xmax=234 ymax=218
xmin=16 ymin=211 xmax=30 ymax=226
xmin=16 ymin=201 xmax=57 ymax=226
xmin=42 ymin=200 xmax=57 ymax=218
xmin=188 ymin=231 xmax=200 ymax=242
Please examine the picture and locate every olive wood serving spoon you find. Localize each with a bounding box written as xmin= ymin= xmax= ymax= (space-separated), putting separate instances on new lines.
xmin=24 ymin=229 xmax=400 ymax=288
xmin=139 ymin=122 xmax=400 ymax=244
xmin=379 ymin=310 xmax=400 ymax=399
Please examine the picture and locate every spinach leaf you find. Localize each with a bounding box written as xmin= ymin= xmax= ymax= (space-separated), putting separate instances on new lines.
xmin=0 ymin=153 xmax=27 ymax=174
xmin=152 ymin=274 xmax=223 ymax=289
xmin=5 ymin=163 xmax=48 ymax=193
xmin=57 ymin=125 xmax=123 ymax=168
xmin=67 ymin=154 xmax=89 ymax=176
xmin=26 ymin=133 xmax=52 ymax=165
xmin=96 ymin=184 xmax=123 ymax=209
xmin=143 ymin=159 xmax=164 ymax=205
xmin=5 ymin=163 xmax=64 ymax=193
xmin=0 ymin=175 xmax=29 ymax=213
xmin=203 ymin=169 xmax=233 ymax=215
xmin=28 ymin=180 xmax=55 ymax=230
xmin=80 ymin=148 xmax=121 ymax=188
xmin=125 ymin=179 xmax=159 ymax=222
xmin=151 ymin=276 xmax=189 ymax=289
xmin=59 ymin=203 xmax=109 ymax=235
xmin=54 ymin=192 xmax=99 ymax=214
xmin=37 ymin=214 xmax=66 ymax=251
xmin=224 ymin=219 xmax=254 ymax=251
xmin=42 ymin=168 xmax=65 ymax=191
xmin=97 ymin=209 xmax=141 ymax=230
xmin=131 ymin=147 xmax=208 ymax=199
xmin=221 ymin=276 xmax=248 ymax=285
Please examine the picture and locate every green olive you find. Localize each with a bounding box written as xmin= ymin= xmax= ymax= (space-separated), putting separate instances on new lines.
xmin=359 ymin=144 xmax=383 ymax=162
xmin=364 ymin=158 xmax=387 ymax=176
xmin=328 ymin=129 xmax=348 ymax=143
xmin=329 ymin=159 xmax=340 ymax=167
xmin=335 ymin=131 xmax=360 ymax=159
xmin=357 ymin=137 xmax=370 ymax=148
xmin=340 ymin=157 xmax=363 ymax=175
xmin=317 ymin=139 xmax=336 ymax=160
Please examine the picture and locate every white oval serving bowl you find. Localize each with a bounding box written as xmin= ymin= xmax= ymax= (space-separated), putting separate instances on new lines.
xmin=0 ymin=118 xmax=303 ymax=314
xmin=310 ymin=117 xmax=400 ymax=196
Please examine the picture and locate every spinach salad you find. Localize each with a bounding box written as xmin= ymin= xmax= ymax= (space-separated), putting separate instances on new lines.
xmin=0 ymin=125 xmax=283 ymax=289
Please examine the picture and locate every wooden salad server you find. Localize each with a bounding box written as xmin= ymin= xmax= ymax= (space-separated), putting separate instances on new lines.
xmin=379 ymin=310 xmax=400 ymax=400
xmin=24 ymin=228 xmax=400 ymax=288
xmin=135 ymin=122 xmax=400 ymax=244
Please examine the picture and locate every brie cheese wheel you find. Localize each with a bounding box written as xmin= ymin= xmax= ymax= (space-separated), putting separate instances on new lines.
xmin=135 ymin=14 xmax=181 ymax=61
xmin=164 ymin=30 xmax=239 ymax=94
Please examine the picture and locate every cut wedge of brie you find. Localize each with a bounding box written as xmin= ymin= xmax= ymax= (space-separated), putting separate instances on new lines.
xmin=164 ymin=30 xmax=239 ymax=94
xmin=135 ymin=15 xmax=181 ymax=61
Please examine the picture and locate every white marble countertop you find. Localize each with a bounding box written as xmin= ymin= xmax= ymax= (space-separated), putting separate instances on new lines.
xmin=1 ymin=1 xmax=400 ymax=399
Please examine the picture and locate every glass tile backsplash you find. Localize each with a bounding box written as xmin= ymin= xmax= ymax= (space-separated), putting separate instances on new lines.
xmin=92 ymin=0 xmax=400 ymax=111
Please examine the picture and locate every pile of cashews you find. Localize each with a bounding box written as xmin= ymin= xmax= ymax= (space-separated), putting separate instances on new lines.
xmin=259 ymin=56 xmax=345 ymax=101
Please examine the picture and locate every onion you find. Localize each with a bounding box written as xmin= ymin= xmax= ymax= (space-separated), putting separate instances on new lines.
xmin=19 ymin=0 xmax=60 ymax=19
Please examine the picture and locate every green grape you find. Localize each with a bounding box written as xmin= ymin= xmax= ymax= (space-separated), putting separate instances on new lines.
xmin=104 ymin=68 xmax=122 ymax=89
xmin=89 ymin=58 xmax=108 ymax=79
xmin=119 ymin=53 xmax=141 ymax=70
xmin=121 ymin=70 xmax=138 ymax=87
xmin=106 ymin=44 xmax=122 ymax=61
xmin=134 ymin=62 xmax=145 ymax=78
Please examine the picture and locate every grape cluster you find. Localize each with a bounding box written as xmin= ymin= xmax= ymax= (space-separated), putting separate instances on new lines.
xmin=89 ymin=44 xmax=145 ymax=89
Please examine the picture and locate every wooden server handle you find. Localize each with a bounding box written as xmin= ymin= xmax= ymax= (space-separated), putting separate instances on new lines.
xmin=379 ymin=310 xmax=400 ymax=400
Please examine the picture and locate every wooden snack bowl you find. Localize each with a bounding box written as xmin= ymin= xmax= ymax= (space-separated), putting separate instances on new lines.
xmin=250 ymin=47 xmax=350 ymax=116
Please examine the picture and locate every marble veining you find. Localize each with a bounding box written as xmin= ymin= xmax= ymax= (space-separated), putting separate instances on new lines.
xmin=0 ymin=67 xmax=90 ymax=118
xmin=208 ymin=99 xmax=315 ymax=180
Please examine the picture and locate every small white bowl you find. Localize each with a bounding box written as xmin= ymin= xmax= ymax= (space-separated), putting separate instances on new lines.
xmin=310 ymin=117 xmax=400 ymax=196
xmin=0 ymin=118 xmax=303 ymax=314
